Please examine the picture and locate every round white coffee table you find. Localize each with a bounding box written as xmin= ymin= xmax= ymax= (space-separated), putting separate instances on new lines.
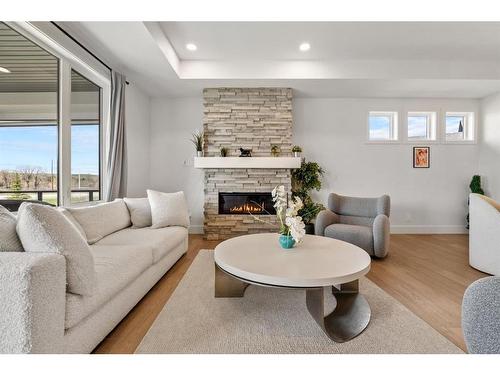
xmin=214 ymin=233 xmax=372 ymax=342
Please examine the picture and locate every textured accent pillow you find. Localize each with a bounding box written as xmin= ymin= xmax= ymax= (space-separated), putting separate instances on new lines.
xmin=16 ymin=203 xmax=96 ymax=296
xmin=0 ymin=205 xmax=23 ymax=252
xmin=57 ymin=207 xmax=88 ymax=240
xmin=147 ymin=190 xmax=190 ymax=229
xmin=66 ymin=199 xmax=132 ymax=244
xmin=124 ymin=197 xmax=152 ymax=228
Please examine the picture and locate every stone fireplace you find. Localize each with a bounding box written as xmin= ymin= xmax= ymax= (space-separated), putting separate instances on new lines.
xmin=202 ymin=87 xmax=293 ymax=240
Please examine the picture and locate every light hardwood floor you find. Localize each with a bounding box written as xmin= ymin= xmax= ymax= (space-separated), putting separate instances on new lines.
xmin=93 ymin=234 xmax=486 ymax=354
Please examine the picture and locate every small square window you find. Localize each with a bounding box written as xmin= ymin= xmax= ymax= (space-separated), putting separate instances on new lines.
xmin=445 ymin=112 xmax=475 ymax=142
xmin=368 ymin=112 xmax=398 ymax=142
xmin=407 ymin=112 xmax=437 ymax=141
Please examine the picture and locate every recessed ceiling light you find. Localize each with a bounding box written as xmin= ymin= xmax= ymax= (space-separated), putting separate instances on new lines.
xmin=0 ymin=66 xmax=11 ymax=73
xmin=299 ymin=42 xmax=311 ymax=52
xmin=186 ymin=43 xmax=197 ymax=51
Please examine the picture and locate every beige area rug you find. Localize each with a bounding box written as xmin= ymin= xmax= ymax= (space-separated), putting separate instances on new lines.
xmin=136 ymin=250 xmax=462 ymax=354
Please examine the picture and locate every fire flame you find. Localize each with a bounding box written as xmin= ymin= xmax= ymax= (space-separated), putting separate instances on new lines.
xmin=229 ymin=202 xmax=265 ymax=213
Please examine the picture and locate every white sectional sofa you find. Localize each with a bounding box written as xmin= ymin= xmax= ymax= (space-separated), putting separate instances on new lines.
xmin=0 ymin=198 xmax=188 ymax=353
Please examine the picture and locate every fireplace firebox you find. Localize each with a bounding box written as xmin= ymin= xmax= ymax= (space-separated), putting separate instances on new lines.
xmin=218 ymin=192 xmax=276 ymax=215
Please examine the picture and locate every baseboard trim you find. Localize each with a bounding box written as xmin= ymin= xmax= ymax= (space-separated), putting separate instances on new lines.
xmin=390 ymin=225 xmax=468 ymax=234
xmin=188 ymin=225 xmax=204 ymax=234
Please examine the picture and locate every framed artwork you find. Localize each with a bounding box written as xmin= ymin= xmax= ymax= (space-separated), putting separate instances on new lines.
xmin=413 ymin=147 xmax=430 ymax=168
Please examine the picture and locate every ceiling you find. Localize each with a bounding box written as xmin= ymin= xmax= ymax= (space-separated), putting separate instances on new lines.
xmin=0 ymin=22 xmax=100 ymax=93
xmin=161 ymin=22 xmax=500 ymax=61
xmin=57 ymin=22 xmax=500 ymax=98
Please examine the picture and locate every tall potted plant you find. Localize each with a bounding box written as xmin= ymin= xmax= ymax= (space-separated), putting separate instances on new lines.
xmin=466 ymin=175 xmax=485 ymax=229
xmin=291 ymin=159 xmax=325 ymax=234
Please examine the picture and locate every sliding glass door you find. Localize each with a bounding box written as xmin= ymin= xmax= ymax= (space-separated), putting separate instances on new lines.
xmin=71 ymin=69 xmax=101 ymax=203
xmin=0 ymin=21 xmax=109 ymax=208
xmin=0 ymin=22 xmax=59 ymax=205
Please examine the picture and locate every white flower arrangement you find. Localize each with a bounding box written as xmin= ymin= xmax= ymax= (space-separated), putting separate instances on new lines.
xmin=247 ymin=185 xmax=307 ymax=245
xmin=272 ymin=185 xmax=306 ymax=243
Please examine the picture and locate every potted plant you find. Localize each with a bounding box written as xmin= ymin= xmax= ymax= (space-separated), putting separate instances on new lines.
xmin=466 ymin=175 xmax=485 ymax=229
xmin=220 ymin=147 xmax=229 ymax=157
xmin=247 ymin=185 xmax=306 ymax=249
xmin=190 ymin=130 xmax=204 ymax=157
xmin=291 ymin=159 xmax=325 ymax=234
xmin=271 ymin=145 xmax=281 ymax=157
xmin=272 ymin=185 xmax=306 ymax=249
xmin=292 ymin=145 xmax=302 ymax=157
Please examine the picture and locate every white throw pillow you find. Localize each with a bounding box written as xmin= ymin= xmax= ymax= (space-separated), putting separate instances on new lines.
xmin=57 ymin=207 xmax=88 ymax=240
xmin=0 ymin=205 xmax=23 ymax=252
xmin=16 ymin=203 xmax=96 ymax=296
xmin=67 ymin=199 xmax=131 ymax=244
xmin=124 ymin=197 xmax=152 ymax=228
xmin=147 ymin=190 xmax=190 ymax=229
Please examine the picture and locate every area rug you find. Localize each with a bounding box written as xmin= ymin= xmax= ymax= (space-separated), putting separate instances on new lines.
xmin=136 ymin=250 xmax=462 ymax=354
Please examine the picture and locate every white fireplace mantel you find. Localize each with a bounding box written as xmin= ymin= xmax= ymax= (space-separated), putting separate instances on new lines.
xmin=194 ymin=157 xmax=301 ymax=169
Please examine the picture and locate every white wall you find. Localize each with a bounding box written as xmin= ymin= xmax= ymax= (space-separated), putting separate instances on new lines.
xmin=150 ymin=96 xmax=481 ymax=233
xmin=294 ymin=98 xmax=480 ymax=233
xmin=149 ymin=97 xmax=205 ymax=232
xmin=125 ymin=83 xmax=151 ymax=197
xmin=479 ymin=92 xmax=500 ymax=201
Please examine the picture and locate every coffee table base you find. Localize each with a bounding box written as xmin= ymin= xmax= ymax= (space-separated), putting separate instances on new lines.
xmin=215 ymin=265 xmax=371 ymax=342
xmin=306 ymin=280 xmax=371 ymax=342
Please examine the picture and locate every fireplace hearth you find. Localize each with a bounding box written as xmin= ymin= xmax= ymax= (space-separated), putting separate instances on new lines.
xmin=218 ymin=192 xmax=276 ymax=215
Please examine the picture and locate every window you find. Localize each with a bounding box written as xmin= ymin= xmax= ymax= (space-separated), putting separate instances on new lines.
xmin=368 ymin=111 xmax=398 ymax=142
xmin=71 ymin=70 xmax=101 ymax=203
xmin=407 ymin=112 xmax=437 ymax=141
xmin=0 ymin=22 xmax=59 ymax=205
xmin=0 ymin=22 xmax=110 ymax=207
xmin=445 ymin=112 xmax=475 ymax=142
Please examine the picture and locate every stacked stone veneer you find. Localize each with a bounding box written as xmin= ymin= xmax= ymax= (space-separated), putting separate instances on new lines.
xmin=203 ymin=87 xmax=293 ymax=240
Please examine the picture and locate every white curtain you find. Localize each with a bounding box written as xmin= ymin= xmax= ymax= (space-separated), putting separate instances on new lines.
xmin=105 ymin=71 xmax=127 ymax=201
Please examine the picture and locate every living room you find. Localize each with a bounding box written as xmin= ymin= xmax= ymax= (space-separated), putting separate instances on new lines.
xmin=1 ymin=1 xmax=500 ymax=373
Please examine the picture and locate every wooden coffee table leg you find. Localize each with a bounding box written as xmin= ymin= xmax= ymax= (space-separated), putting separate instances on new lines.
xmin=306 ymin=279 xmax=371 ymax=342
xmin=214 ymin=264 xmax=249 ymax=298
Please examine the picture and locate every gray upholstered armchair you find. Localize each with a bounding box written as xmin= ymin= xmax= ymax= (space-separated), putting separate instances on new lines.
xmin=462 ymin=276 xmax=500 ymax=354
xmin=315 ymin=193 xmax=391 ymax=258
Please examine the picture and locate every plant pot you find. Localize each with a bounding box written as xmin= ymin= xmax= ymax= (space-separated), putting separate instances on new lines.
xmin=293 ymin=151 xmax=301 ymax=158
xmin=196 ymin=151 xmax=203 ymax=157
xmin=279 ymin=234 xmax=296 ymax=249
xmin=304 ymin=223 xmax=314 ymax=235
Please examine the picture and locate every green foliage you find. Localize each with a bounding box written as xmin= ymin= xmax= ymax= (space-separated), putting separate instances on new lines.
xmin=292 ymin=160 xmax=325 ymax=224
xmin=190 ymin=130 xmax=204 ymax=151
xmin=292 ymin=145 xmax=302 ymax=153
xmin=469 ymin=175 xmax=485 ymax=195
xmin=8 ymin=173 xmax=30 ymax=200
xmin=220 ymin=147 xmax=229 ymax=157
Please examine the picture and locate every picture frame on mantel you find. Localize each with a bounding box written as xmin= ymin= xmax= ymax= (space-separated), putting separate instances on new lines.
xmin=413 ymin=146 xmax=430 ymax=168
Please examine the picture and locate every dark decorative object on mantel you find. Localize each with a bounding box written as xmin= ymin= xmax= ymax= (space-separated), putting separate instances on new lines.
xmin=239 ymin=148 xmax=252 ymax=157
xmin=466 ymin=175 xmax=485 ymax=229
xmin=291 ymin=159 xmax=325 ymax=234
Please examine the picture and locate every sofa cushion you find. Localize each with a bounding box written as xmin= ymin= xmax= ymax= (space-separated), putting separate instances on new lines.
xmin=66 ymin=200 xmax=131 ymax=244
xmin=0 ymin=205 xmax=23 ymax=252
xmin=57 ymin=208 xmax=88 ymax=241
xmin=325 ymin=223 xmax=374 ymax=255
xmin=65 ymin=244 xmax=154 ymax=329
xmin=124 ymin=197 xmax=152 ymax=228
xmin=147 ymin=190 xmax=190 ymax=229
xmin=96 ymin=226 xmax=188 ymax=263
xmin=16 ymin=202 xmax=96 ymax=296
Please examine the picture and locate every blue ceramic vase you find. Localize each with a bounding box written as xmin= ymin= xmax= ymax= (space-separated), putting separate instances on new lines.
xmin=279 ymin=234 xmax=296 ymax=249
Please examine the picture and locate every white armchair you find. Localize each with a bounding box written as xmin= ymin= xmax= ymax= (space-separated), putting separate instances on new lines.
xmin=469 ymin=193 xmax=500 ymax=275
